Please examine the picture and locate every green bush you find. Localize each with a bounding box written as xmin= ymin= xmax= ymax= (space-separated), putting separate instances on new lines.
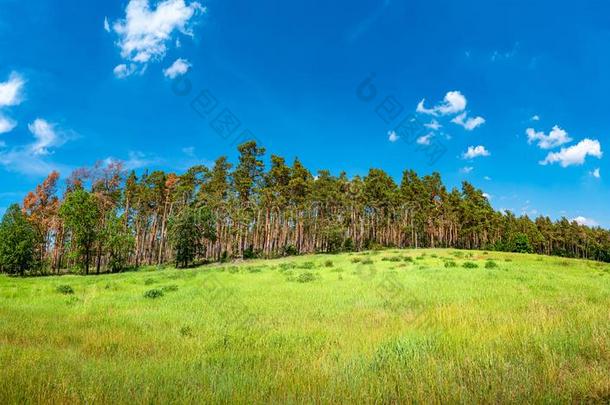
xmin=228 ymin=266 xmax=239 ymax=273
xmin=179 ymin=326 xmax=193 ymax=337
xmin=247 ymin=267 xmax=262 ymax=273
xmin=143 ymin=289 xmax=164 ymax=299
xmin=324 ymin=260 xmax=334 ymax=267
xmin=283 ymin=245 xmax=298 ymax=256
xmin=161 ymin=285 xmax=179 ymax=292
xmin=463 ymin=261 xmax=478 ymax=269
xmin=56 ymin=285 xmax=74 ymax=295
xmin=298 ymin=261 xmax=315 ymax=269
xmin=362 ymin=258 xmax=374 ymax=265
xmin=444 ymin=261 xmax=457 ymax=268
xmin=351 ymin=257 xmax=362 ymax=263
xmin=243 ymin=246 xmax=258 ymax=260
xmin=485 ymin=260 xmax=498 ymax=269
xmin=296 ymin=271 xmax=316 ymax=283
xmin=403 ymin=256 xmax=414 ymax=263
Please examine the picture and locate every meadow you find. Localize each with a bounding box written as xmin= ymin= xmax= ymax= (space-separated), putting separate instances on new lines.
xmin=0 ymin=249 xmax=609 ymax=404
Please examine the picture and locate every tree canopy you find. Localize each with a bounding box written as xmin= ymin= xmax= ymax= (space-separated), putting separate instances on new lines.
xmin=2 ymin=141 xmax=609 ymax=275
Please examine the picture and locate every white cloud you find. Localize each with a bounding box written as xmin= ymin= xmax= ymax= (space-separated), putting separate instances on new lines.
xmin=482 ymin=192 xmax=491 ymax=199
xmin=531 ymin=115 xmax=540 ymax=121
xmin=526 ymin=125 xmax=572 ymax=149
xmin=27 ymin=119 xmax=66 ymax=156
xmin=113 ymin=63 xmax=139 ymax=79
xmin=571 ymin=216 xmax=598 ymax=227
xmin=484 ymin=176 xmax=491 ymax=181
xmin=0 ymin=119 xmax=72 ymax=176
xmin=452 ymin=112 xmax=485 ymax=131
xmin=0 ymin=115 xmax=17 ymax=134
xmin=540 ymin=139 xmax=602 ymax=167
xmin=424 ymin=119 xmax=441 ymax=131
xmin=416 ymin=133 xmax=432 ymax=145
xmin=462 ymin=145 xmax=490 ymax=159
xmin=416 ymin=91 xmax=467 ymax=116
xmin=388 ymin=130 xmax=399 ymax=142
xmin=460 ymin=166 xmax=473 ymax=174
xmin=104 ymin=17 xmax=111 ymax=32
xmin=163 ymin=58 xmax=191 ymax=78
xmin=0 ymin=72 xmax=25 ymax=108
xmin=590 ymin=168 xmax=600 ymax=178
xmin=104 ymin=151 xmax=159 ymax=171
xmin=111 ymin=0 xmax=204 ymax=73
xmin=0 ymin=149 xmax=64 ymax=177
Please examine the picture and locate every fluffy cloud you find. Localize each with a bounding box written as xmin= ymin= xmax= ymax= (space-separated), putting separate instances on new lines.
xmin=531 ymin=115 xmax=540 ymax=121
xmin=416 ymin=133 xmax=432 ymax=145
xmin=590 ymin=168 xmax=600 ymax=178
xmin=27 ymin=119 xmax=67 ymax=156
xmin=452 ymin=112 xmax=485 ymax=131
xmin=526 ymin=125 xmax=572 ymax=149
xmin=0 ymin=72 xmax=25 ymax=134
xmin=0 ymin=72 xmax=24 ymax=107
xmin=0 ymin=119 xmax=72 ymax=176
xmin=460 ymin=166 xmax=473 ymax=174
xmin=0 ymin=115 xmax=17 ymax=134
xmin=571 ymin=216 xmax=598 ymax=227
xmin=462 ymin=145 xmax=490 ymax=159
xmin=163 ymin=58 xmax=191 ymax=78
xmin=388 ymin=130 xmax=399 ymax=142
xmin=103 ymin=151 xmax=160 ymax=171
xmin=110 ymin=0 xmax=204 ymax=77
xmin=417 ymin=91 xmax=467 ymax=116
xmin=104 ymin=17 xmax=110 ymax=32
xmin=540 ymin=139 xmax=602 ymax=167
xmin=113 ymin=63 xmax=139 ymax=79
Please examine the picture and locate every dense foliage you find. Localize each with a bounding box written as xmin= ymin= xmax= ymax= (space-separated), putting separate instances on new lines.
xmin=1 ymin=140 xmax=609 ymax=275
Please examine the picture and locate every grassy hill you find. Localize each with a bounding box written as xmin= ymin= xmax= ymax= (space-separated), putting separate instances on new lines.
xmin=0 ymin=249 xmax=609 ymax=403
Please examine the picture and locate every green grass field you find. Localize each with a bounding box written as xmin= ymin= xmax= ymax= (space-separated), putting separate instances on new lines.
xmin=0 ymin=249 xmax=609 ymax=404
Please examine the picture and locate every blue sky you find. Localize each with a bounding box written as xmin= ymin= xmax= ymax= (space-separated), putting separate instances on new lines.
xmin=0 ymin=0 xmax=608 ymax=226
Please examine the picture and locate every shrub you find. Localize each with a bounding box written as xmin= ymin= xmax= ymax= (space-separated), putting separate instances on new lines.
xmin=220 ymin=251 xmax=229 ymax=263
xmin=283 ymin=244 xmax=298 ymax=256
xmin=279 ymin=263 xmax=295 ymax=272
xmin=179 ymin=326 xmax=193 ymax=337
xmin=382 ymin=256 xmax=401 ymax=262
xmin=296 ymin=271 xmax=316 ymax=283
xmin=56 ymin=285 xmax=74 ymax=295
xmin=342 ymin=238 xmax=355 ymax=252
xmin=143 ymin=289 xmax=164 ymax=299
xmin=403 ymin=256 xmax=414 ymax=263
xmin=324 ymin=260 xmax=334 ymax=267
xmin=298 ymin=261 xmax=315 ymax=269
xmin=161 ymin=285 xmax=179 ymax=292
xmin=242 ymin=245 xmax=258 ymax=260
xmin=444 ymin=261 xmax=457 ymax=268
xmin=463 ymin=261 xmax=478 ymax=269
xmin=362 ymin=258 xmax=374 ymax=265
xmin=485 ymin=260 xmax=498 ymax=269
xmin=144 ymin=278 xmax=156 ymax=285
xmin=351 ymin=257 xmax=362 ymax=263
xmin=228 ymin=266 xmax=239 ymax=273
xmin=247 ymin=267 xmax=262 ymax=273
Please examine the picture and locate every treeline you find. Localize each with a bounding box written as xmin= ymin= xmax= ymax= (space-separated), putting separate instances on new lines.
xmin=1 ymin=141 xmax=609 ymax=275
